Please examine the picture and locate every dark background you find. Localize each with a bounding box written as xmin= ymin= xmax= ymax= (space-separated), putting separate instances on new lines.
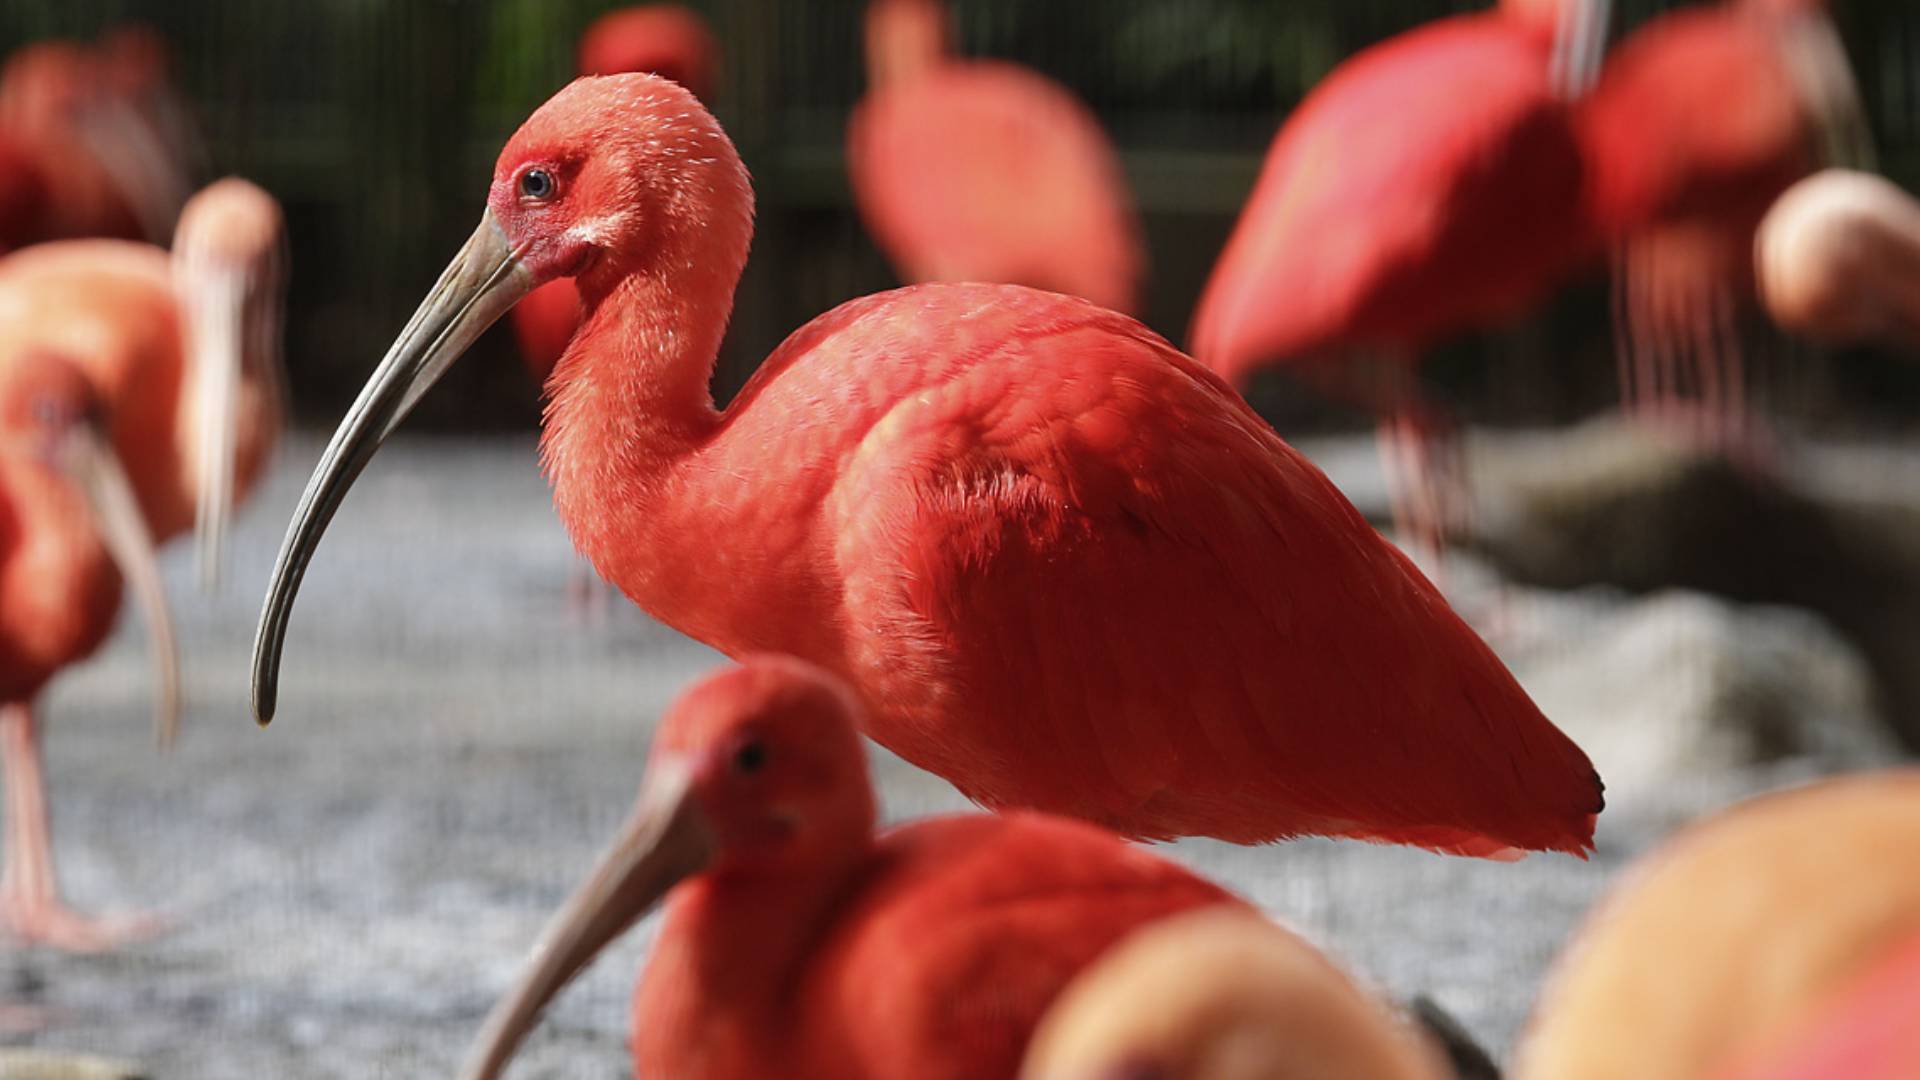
xmin=3 ymin=0 xmax=1917 ymax=433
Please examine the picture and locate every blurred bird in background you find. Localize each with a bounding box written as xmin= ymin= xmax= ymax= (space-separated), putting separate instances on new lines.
xmin=0 ymin=29 xmax=194 ymax=252
xmin=1756 ymin=169 xmax=1920 ymax=350
xmin=848 ymin=0 xmax=1145 ymax=315
xmin=1515 ymin=770 xmax=1920 ymax=1080
xmin=0 ymin=351 xmax=175 ymax=952
xmin=0 ymin=178 xmax=287 ymax=589
xmin=1575 ymin=0 xmax=1869 ymax=452
xmin=1190 ymin=0 xmax=1607 ymax=572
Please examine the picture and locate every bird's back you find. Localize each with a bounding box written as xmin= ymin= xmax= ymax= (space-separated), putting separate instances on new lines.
xmin=849 ymin=61 xmax=1143 ymax=315
xmin=704 ymin=283 xmax=1600 ymax=853
xmin=0 ymin=240 xmax=192 ymax=537
xmin=1191 ymin=12 xmax=1589 ymax=378
xmin=799 ymin=812 xmax=1239 ymax=1078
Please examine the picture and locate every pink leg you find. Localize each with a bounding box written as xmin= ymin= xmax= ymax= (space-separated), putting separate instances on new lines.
xmin=1 ymin=703 xmax=161 ymax=952
xmin=1374 ymin=405 xmax=1459 ymax=582
xmin=564 ymin=556 xmax=611 ymax=626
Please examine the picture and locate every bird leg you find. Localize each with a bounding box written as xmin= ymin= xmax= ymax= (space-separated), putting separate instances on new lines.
xmin=0 ymin=704 xmax=160 ymax=952
xmin=565 ymin=555 xmax=614 ymax=626
xmin=1373 ymin=398 xmax=1465 ymax=585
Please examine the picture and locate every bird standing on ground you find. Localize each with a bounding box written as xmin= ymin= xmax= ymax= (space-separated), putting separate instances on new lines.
xmin=0 ymin=178 xmax=287 ymax=586
xmin=459 ymin=656 xmax=1242 ymax=1080
xmin=1190 ymin=1 xmax=1605 ymax=568
xmin=254 ymin=73 xmax=1602 ymax=857
xmin=0 ymin=351 xmax=176 ymax=949
xmin=1574 ymin=0 xmax=1866 ymax=447
xmin=1514 ymin=770 xmax=1920 ymax=1080
xmin=848 ymin=0 xmax=1145 ymax=315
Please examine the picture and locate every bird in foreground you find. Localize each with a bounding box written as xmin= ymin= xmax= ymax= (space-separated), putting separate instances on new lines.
xmin=1022 ymin=907 xmax=1494 ymax=1080
xmin=1574 ymin=0 xmax=1865 ymax=447
xmin=459 ymin=656 xmax=1240 ymax=1080
xmin=0 ymin=351 xmax=176 ymax=949
xmin=1513 ymin=769 xmax=1920 ymax=1080
xmin=0 ymin=177 xmax=287 ymax=587
xmin=1755 ymin=169 xmax=1920 ymax=349
xmin=1721 ymin=928 xmax=1920 ymax=1080
xmin=254 ymin=73 xmax=1602 ymax=856
xmin=848 ymin=0 xmax=1144 ymax=315
xmin=511 ymin=3 xmax=720 ymax=386
xmin=1189 ymin=0 xmax=1605 ymax=568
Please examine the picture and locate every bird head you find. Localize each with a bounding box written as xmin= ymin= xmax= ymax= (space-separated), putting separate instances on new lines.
xmin=575 ymin=5 xmax=720 ymax=102
xmin=249 ymin=72 xmax=752 ymax=725
xmin=0 ymin=351 xmax=178 ymax=748
xmin=455 ymin=655 xmax=876 ymax=1080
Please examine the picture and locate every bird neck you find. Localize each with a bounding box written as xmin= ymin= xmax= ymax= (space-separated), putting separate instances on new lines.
xmin=636 ymin=841 xmax=874 ymax=1066
xmin=540 ymin=260 xmax=729 ymax=583
xmin=866 ymin=0 xmax=951 ymax=87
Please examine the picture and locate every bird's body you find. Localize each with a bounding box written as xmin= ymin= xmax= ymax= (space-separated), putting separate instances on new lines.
xmin=1515 ymin=770 xmax=1920 ymax=1080
xmin=258 ymin=73 xmax=1602 ymax=857
xmin=0 ymin=179 xmax=285 ymax=579
xmin=1190 ymin=7 xmax=1594 ymax=565
xmin=640 ymin=810 xmax=1235 ymax=1078
xmin=1022 ymin=908 xmax=1460 ymax=1080
xmin=1723 ymin=930 xmax=1920 ymax=1080
xmin=1755 ymin=169 xmax=1920 ymax=348
xmin=462 ymin=657 xmax=1240 ymax=1080
xmin=848 ymin=0 xmax=1143 ymax=315
xmin=1192 ymin=10 xmax=1587 ymax=380
xmin=0 ymin=351 xmax=175 ymax=951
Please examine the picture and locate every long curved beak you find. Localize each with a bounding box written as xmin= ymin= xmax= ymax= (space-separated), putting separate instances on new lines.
xmin=459 ymin=761 xmax=714 ymax=1080
xmin=1781 ymin=9 xmax=1875 ymax=173
xmin=66 ymin=424 xmax=180 ymax=749
xmin=250 ymin=214 xmax=531 ymax=725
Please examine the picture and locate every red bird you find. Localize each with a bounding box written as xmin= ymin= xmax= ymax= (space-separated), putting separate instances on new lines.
xmin=0 ymin=178 xmax=287 ymax=585
xmin=1574 ymin=0 xmax=1865 ymax=444
xmin=0 ymin=351 xmax=176 ymax=949
xmin=1515 ymin=770 xmax=1920 ymax=1080
xmin=458 ymin=656 xmax=1241 ymax=1080
xmin=1190 ymin=2 xmax=1602 ymax=566
xmin=847 ymin=0 xmax=1144 ymax=315
xmin=254 ymin=74 xmax=1602 ymax=857
xmin=1755 ymin=169 xmax=1920 ymax=349
xmin=0 ymin=34 xmax=192 ymax=250
xmin=1723 ymin=930 xmax=1920 ymax=1080
xmin=512 ymin=4 xmax=720 ymax=387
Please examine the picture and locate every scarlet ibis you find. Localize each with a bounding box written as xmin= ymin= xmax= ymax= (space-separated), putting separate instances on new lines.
xmin=253 ymin=73 xmax=1602 ymax=855
xmin=1755 ymin=169 xmax=1920 ymax=349
xmin=0 ymin=34 xmax=192 ymax=247
xmin=1720 ymin=929 xmax=1920 ymax=1080
xmin=1189 ymin=2 xmax=1604 ymax=567
xmin=459 ymin=655 xmax=1241 ymax=1080
xmin=847 ymin=0 xmax=1144 ymax=315
xmin=512 ymin=4 xmax=720 ymax=386
xmin=1022 ymin=907 xmax=1466 ymax=1080
xmin=0 ymin=178 xmax=287 ymax=586
xmin=1574 ymin=0 xmax=1866 ymax=444
xmin=1514 ymin=770 xmax=1920 ymax=1080
xmin=0 ymin=350 xmax=176 ymax=949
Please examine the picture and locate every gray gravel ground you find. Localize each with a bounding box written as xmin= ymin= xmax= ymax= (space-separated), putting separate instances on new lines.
xmin=0 ymin=432 xmax=1901 ymax=1078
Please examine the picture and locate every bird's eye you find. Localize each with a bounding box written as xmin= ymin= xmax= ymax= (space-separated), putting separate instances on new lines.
xmin=730 ymin=740 xmax=768 ymax=776
xmin=30 ymin=396 xmax=62 ymax=426
xmin=519 ymin=168 xmax=556 ymax=201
